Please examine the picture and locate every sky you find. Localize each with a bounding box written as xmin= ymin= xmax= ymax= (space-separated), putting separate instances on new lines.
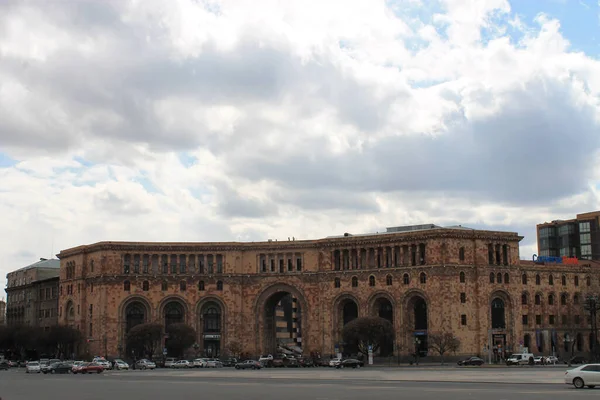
xmin=1 ymin=0 xmax=600 ymax=291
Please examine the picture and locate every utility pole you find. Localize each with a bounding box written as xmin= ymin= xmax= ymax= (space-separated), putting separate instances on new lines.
xmin=584 ymin=294 xmax=600 ymax=362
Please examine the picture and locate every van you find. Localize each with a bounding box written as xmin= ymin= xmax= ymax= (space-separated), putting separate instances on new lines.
xmin=506 ymin=353 xmax=534 ymax=365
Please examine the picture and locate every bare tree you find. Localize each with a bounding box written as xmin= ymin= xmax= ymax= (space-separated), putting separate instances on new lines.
xmin=342 ymin=316 xmax=394 ymax=356
xmin=428 ymin=332 xmax=461 ymax=364
xmin=227 ymin=340 xmax=243 ymax=358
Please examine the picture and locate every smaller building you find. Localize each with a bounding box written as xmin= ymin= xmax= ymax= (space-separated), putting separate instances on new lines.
xmin=5 ymin=258 xmax=60 ymax=329
xmin=0 ymin=300 xmax=5 ymax=325
xmin=537 ymin=211 xmax=600 ymax=260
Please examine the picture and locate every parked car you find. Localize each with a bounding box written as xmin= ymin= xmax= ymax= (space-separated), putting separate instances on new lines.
xmin=44 ymin=362 xmax=73 ymax=374
xmin=206 ymin=359 xmax=223 ymax=368
xmin=26 ymin=361 xmax=41 ymax=373
xmin=72 ymin=362 xmax=104 ymax=374
xmin=545 ymin=356 xmax=559 ymax=364
xmin=506 ymin=353 xmax=534 ymax=366
xmin=457 ymin=357 xmax=485 ymax=366
xmin=135 ymin=359 xmax=156 ymax=370
xmin=222 ymin=358 xmax=238 ymax=367
xmin=329 ymin=358 xmax=342 ymax=367
xmin=41 ymin=359 xmax=61 ymax=373
xmin=172 ymin=360 xmax=191 ymax=368
xmin=164 ymin=358 xmax=177 ymax=368
xmin=298 ymin=358 xmax=315 ymax=367
xmin=336 ymin=359 xmax=364 ymax=369
xmin=193 ymin=358 xmax=208 ymax=368
xmin=113 ymin=359 xmax=129 ymax=370
xmin=0 ymin=360 xmax=9 ymax=371
xmin=564 ymin=364 xmax=600 ymax=388
xmin=235 ymin=360 xmax=262 ymax=370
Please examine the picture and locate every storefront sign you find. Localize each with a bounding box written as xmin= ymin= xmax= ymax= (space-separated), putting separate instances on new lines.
xmin=532 ymin=254 xmax=578 ymax=265
xmin=203 ymin=334 xmax=221 ymax=340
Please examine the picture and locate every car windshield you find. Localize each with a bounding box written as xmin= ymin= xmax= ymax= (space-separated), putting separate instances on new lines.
xmin=29 ymin=362 xmax=39 ymax=366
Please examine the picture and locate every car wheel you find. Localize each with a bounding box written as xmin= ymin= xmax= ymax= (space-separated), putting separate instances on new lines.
xmin=51 ymin=370 xmax=55 ymax=374
xmin=235 ymin=366 xmax=240 ymax=369
xmin=97 ymin=370 xmax=102 ymax=374
xmin=356 ymin=364 xmax=361 ymax=368
xmin=574 ymin=378 xmax=585 ymax=389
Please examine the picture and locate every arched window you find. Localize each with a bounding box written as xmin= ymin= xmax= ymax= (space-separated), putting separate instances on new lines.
xmin=522 ymin=274 xmax=527 ymax=284
xmin=521 ymin=293 xmax=528 ymax=305
xmin=491 ymin=298 xmax=505 ymax=329
xmin=386 ymin=275 xmax=392 ymax=286
xmin=403 ymin=273 xmax=410 ymax=285
xmin=535 ymin=274 xmax=541 ymax=285
xmin=561 ymin=275 xmax=567 ymax=286
xmin=574 ymin=276 xmax=579 ymax=286
xmin=198 ymin=280 xmax=205 ymax=291
xmin=548 ymin=275 xmax=554 ymax=285
xmin=123 ymin=280 xmax=131 ymax=292
xmin=216 ymin=281 xmax=223 ymax=291
xmin=203 ymin=305 xmax=221 ymax=333
xmin=548 ymin=294 xmax=554 ymax=305
xmin=504 ymin=273 xmax=509 ymax=284
xmin=586 ymin=276 xmax=591 ymax=287
xmin=125 ymin=302 xmax=146 ymax=333
xmin=497 ymin=273 xmax=502 ymax=284
xmin=459 ymin=271 xmax=465 ymax=283
xmin=561 ymin=293 xmax=567 ymax=305
xmin=142 ymin=281 xmax=149 ymax=291
xmin=574 ymin=294 xmax=580 ymax=305
xmin=161 ymin=281 xmax=168 ymax=291
xmin=352 ymin=276 xmax=358 ymax=287
xmin=535 ymin=294 xmax=541 ymax=305
xmin=334 ymin=278 xmax=341 ymax=288
xmin=164 ymin=301 xmax=184 ymax=327
xmin=180 ymin=281 xmax=187 ymax=291
xmin=369 ymin=275 xmax=375 ymax=287
xmin=419 ymin=272 xmax=426 ymax=284
xmin=524 ymin=334 xmax=531 ymax=350
xmin=489 ymin=273 xmax=495 ymax=284
xmin=459 ymin=247 xmax=465 ymax=262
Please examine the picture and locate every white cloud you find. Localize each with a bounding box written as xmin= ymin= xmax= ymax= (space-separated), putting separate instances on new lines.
xmin=1 ymin=0 xmax=600 ymax=289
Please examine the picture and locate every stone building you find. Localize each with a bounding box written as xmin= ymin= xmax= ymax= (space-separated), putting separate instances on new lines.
xmin=5 ymin=258 xmax=60 ymax=329
xmin=0 ymin=300 xmax=5 ymax=325
xmin=56 ymin=224 xmax=600 ymax=360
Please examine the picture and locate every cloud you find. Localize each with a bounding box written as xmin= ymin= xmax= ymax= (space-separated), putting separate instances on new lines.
xmin=1 ymin=0 xmax=600 ymax=289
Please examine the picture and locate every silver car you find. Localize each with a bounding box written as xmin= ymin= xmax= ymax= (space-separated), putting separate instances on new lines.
xmin=26 ymin=361 xmax=41 ymax=373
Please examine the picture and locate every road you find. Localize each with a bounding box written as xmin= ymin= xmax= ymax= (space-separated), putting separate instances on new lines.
xmin=0 ymin=368 xmax=597 ymax=400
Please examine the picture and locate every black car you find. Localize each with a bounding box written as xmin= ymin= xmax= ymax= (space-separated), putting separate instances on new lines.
xmin=566 ymin=356 xmax=587 ymax=365
xmin=43 ymin=362 xmax=73 ymax=374
xmin=0 ymin=361 xmax=9 ymax=371
xmin=336 ymin=359 xmax=364 ymax=369
xmin=457 ymin=357 xmax=485 ymax=366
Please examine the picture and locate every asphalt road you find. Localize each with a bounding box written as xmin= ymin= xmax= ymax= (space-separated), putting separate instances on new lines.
xmin=0 ymin=368 xmax=598 ymax=400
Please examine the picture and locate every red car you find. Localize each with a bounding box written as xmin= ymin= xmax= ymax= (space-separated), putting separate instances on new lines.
xmin=72 ymin=362 xmax=104 ymax=374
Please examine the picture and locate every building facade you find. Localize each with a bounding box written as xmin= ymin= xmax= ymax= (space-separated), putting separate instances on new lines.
xmin=0 ymin=300 xmax=5 ymax=325
xmin=5 ymin=258 xmax=60 ymax=329
xmin=56 ymin=225 xmax=600 ymax=360
xmin=537 ymin=211 xmax=600 ymax=260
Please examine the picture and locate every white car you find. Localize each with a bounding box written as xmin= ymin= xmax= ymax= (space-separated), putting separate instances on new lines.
xmin=206 ymin=359 xmax=223 ymax=368
xmin=193 ymin=358 xmax=208 ymax=368
xmin=258 ymin=355 xmax=273 ymax=362
xmin=26 ymin=361 xmax=41 ymax=373
xmin=329 ymin=358 xmax=342 ymax=367
xmin=172 ymin=360 xmax=191 ymax=368
xmin=113 ymin=359 xmax=129 ymax=370
xmin=135 ymin=359 xmax=156 ymax=370
xmin=564 ymin=364 xmax=600 ymax=389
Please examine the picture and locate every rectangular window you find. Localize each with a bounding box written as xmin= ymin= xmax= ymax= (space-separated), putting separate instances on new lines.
xmin=45 ymin=288 xmax=50 ymax=299
xmin=580 ymin=233 xmax=591 ymax=244
xmin=581 ymin=244 xmax=592 ymax=256
xmin=460 ymin=293 xmax=466 ymax=303
xmin=216 ymin=255 xmax=223 ymax=274
xmin=270 ymin=259 xmax=275 ymax=272
xmin=535 ymin=315 xmax=542 ymax=325
xmin=134 ymin=255 xmax=140 ymax=274
xmin=89 ymin=323 xmax=93 ymax=336
xmin=143 ymin=255 xmax=149 ymax=274
xmin=39 ymin=289 xmax=44 ymax=300
xmin=288 ymin=259 xmax=293 ymax=272
xmin=296 ymin=258 xmax=302 ymax=271
xmin=574 ymin=315 xmax=581 ymax=324
xmin=51 ymin=287 xmax=57 ymax=298
xmin=261 ymin=258 xmax=267 ymax=273
xmin=549 ymin=315 xmax=555 ymax=325
xmin=522 ymin=315 xmax=528 ymax=325
xmin=562 ymin=315 xmax=568 ymax=325
xmin=279 ymin=259 xmax=284 ymax=273
xmin=579 ymin=221 xmax=591 ymax=233
xmin=460 ymin=314 xmax=467 ymax=326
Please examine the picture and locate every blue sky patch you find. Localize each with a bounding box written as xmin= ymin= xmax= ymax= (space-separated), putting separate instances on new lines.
xmin=0 ymin=152 xmax=18 ymax=168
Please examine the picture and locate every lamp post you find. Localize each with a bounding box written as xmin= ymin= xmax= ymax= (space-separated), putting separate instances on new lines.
xmin=564 ymin=334 xmax=574 ymax=367
xmin=414 ymin=337 xmax=421 ymax=366
xmin=117 ymin=344 xmax=123 ymax=359
xmin=584 ymin=294 xmax=600 ymax=362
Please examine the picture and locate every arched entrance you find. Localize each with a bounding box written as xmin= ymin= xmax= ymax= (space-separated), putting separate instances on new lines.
xmin=336 ymin=297 xmax=359 ymax=355
xmin=200 ymin=301 xmax=222 ymax=358
xmin=125 ymin=302 xmax=147 ymax=333
xmin=65 ymin=301 xmax=75 ymax=327
xmin=490 ymin=294 xmax=510 ymax=361
xmin=406 ymin=295 xmax=428 ymax=356
xmin=164 ymin=301 xmax=185 ymax=327
xmin=257 ymin=287 xmax=305 ymax=356
xmin=491 ymin=298 xmax=505 ymax=329
xmin=371 ymin=296 xmax=394 ymax=356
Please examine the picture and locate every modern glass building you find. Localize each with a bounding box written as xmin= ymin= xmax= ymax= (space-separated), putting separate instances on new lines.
xmin=537 ymin=211 xmax=600 ymax=260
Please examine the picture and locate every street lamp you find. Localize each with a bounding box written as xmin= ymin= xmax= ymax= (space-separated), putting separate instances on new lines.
xmin=564 ymin=334 xmax=574 ymax=367
xmin=584 ymin=294 xmax=600 ymax=362
xmin=414 ymin=337 xmax=421 ymax=366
